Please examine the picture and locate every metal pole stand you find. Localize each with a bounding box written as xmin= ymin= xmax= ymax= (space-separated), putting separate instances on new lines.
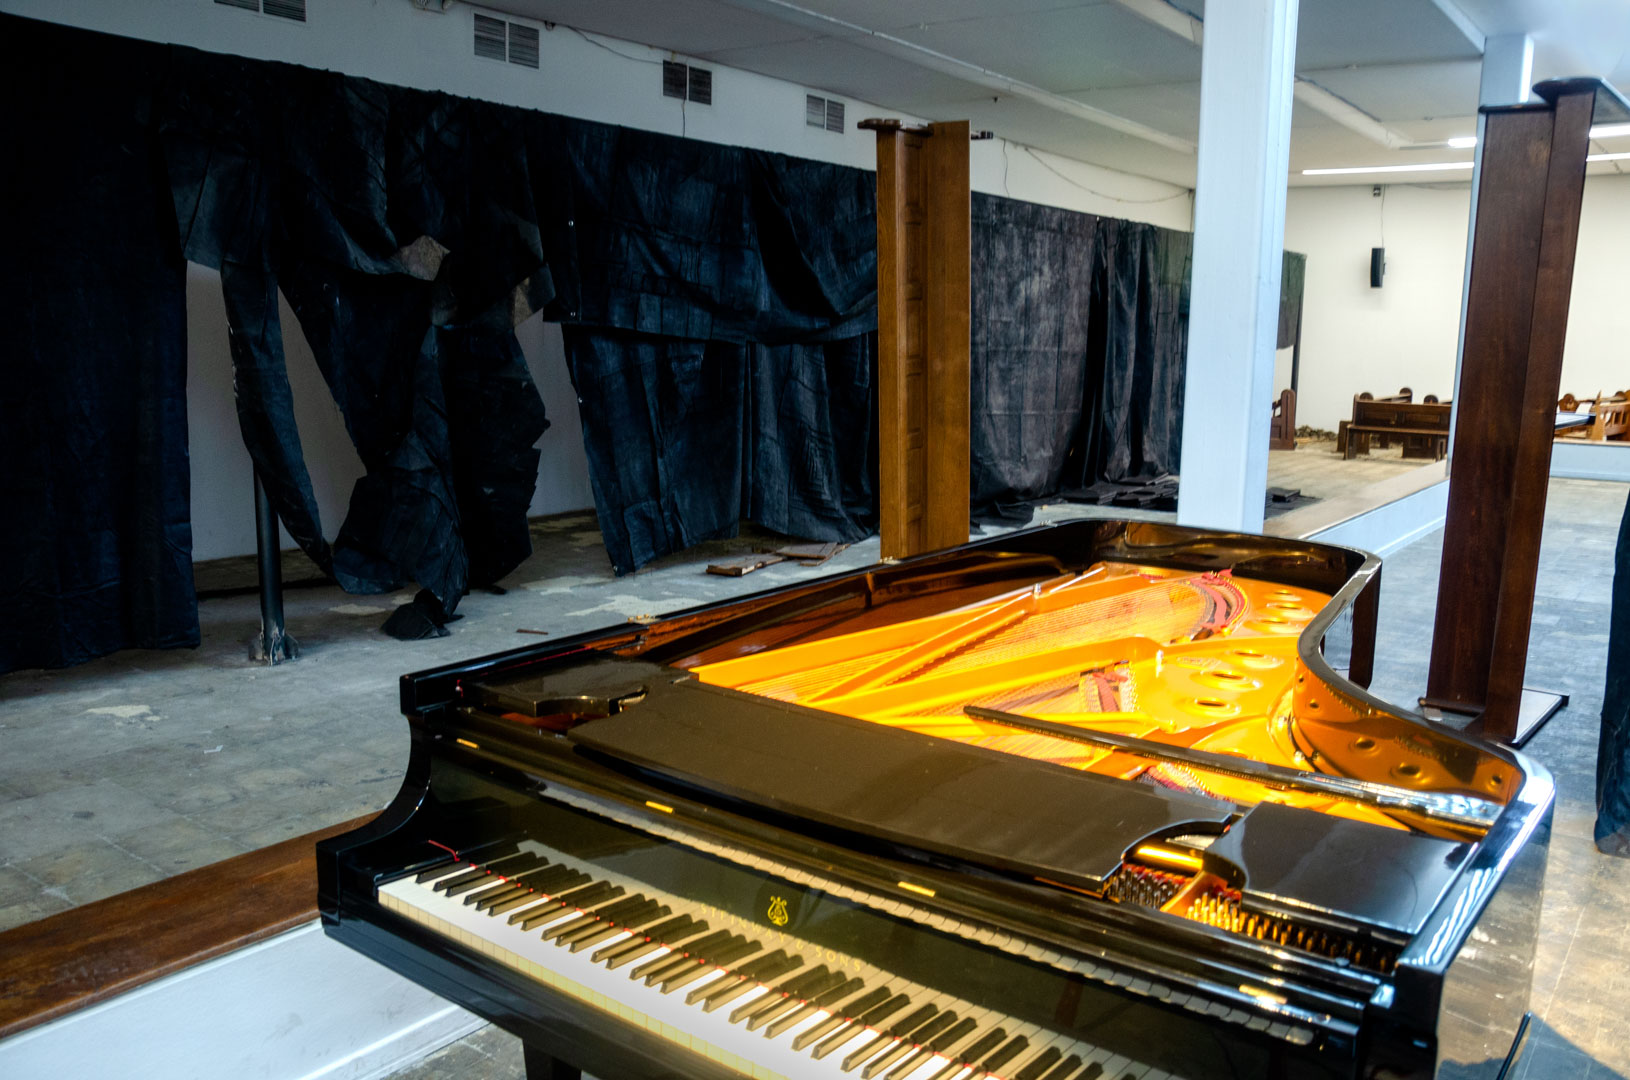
xmin=249 ymin=469 xmax=300 ymax=664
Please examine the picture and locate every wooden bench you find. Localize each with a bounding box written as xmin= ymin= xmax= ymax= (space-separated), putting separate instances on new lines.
xmin=1559 ymin=398 xmax=1630 ymax=441
xmin=1337 ymin=388 xmax=1417 ymax=453
xmin=1343 ymin=398 xmax=1451 ymax=460
xmin=1269 ymin=388 xmax=1297 ymax=451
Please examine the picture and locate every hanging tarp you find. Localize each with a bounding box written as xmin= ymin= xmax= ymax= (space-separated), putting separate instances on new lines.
xmin=0 ymin=13 xmax=1307 ymax=670
xmin=0 ymin=23 xmax=198 ymax=673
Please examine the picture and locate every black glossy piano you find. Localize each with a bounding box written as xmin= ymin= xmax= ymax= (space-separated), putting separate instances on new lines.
xmin=318 ymin=520 xmax=1552 ymax=1080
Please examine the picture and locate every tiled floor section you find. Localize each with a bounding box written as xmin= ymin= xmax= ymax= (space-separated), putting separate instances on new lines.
xmin=1267 ymin=436 xmax=1427 ymax=499
xmin=4 ymin=479 xmax=1628 ymax=1078
xmin=0 ymin=503 xmax=1165 ymax=930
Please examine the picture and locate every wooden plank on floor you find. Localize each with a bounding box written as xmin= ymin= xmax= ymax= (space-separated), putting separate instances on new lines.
xmin=0 ymin=814 xmax=373 ymax=1039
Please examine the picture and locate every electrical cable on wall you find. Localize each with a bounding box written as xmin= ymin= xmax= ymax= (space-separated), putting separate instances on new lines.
xmin=1020 ymin=145 xmax=1190 ymax=205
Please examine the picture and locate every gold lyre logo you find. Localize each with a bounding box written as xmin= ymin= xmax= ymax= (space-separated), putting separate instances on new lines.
xmin=766 ymin=895 xmax=790 ymax=926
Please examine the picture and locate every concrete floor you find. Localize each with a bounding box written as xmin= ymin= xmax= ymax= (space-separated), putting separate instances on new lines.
xmin=2 ymin=477 xmax=1626 ymax=1079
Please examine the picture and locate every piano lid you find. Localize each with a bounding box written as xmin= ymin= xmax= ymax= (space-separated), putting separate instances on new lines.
xmin=563 ymin=665 xmax=1235 ymax=891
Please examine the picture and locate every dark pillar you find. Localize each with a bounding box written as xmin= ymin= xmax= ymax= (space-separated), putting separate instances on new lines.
xmin=1423 ymin=79 xmax=1625 ymax=743
xmin=249 ymin=469 xmax=299 ymax=664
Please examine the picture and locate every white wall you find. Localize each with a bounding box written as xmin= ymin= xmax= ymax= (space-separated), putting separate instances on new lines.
xmin=1283 ymin=173 xmax=1630 ymax=433
xmin=1282 ymin=183 xmax=1471 ymax=431
xmin=4 ymin=0 xmax=1193 ymax=560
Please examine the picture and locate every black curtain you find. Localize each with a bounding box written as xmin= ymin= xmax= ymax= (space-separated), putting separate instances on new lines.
xmin=566 ymin=332 xmax=876 ymax=574
xmin=0 ymin=25 xmax=198 ymax=673
xmin=0 ymin=14 xmax=1308 ymax=670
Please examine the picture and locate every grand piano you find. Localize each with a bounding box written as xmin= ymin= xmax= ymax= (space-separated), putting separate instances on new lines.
xmin=317 ymin=520 xmax=1552 ymax=1080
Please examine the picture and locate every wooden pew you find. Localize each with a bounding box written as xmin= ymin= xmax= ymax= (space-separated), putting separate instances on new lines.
xmin=1343 ymin=398 xmax=1451 ymax=460
xmin=1337 ymin=387 xmax=1413 ymax=454
xmin=1268 ymin=388 xmax=1297 ymax=450
xmin=1557 ymin=392 xmax=1630 ymax=441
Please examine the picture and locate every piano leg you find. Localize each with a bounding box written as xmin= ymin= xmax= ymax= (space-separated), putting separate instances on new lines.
xmin=522 ymin=1043 xmax=581 ymax=1080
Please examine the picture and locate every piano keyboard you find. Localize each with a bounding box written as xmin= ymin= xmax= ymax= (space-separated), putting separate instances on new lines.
xmin=380 ymin=839 xmax=1184 ymax=1080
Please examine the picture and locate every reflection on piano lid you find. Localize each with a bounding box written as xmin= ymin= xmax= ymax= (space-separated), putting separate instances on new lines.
xmin=320 ymin=520 xmax=1554 ymax=1080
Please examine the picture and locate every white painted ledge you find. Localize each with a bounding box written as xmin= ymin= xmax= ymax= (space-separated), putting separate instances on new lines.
xmin=1549 ymin=440 xmax=1630 ymax=483
xmin=0 ymin=921 xmax=480 ymax=1080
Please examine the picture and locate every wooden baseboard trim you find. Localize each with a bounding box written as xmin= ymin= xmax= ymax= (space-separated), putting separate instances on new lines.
xmin=0 ymin=814 xmax=372 ymax=1040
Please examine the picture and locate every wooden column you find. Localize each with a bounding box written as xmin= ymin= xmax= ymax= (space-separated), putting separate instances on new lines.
xmin=863 ymin=119 xmax=970 ymax=560
xmin=1425 ymin=79 xmax=1625 ymax=743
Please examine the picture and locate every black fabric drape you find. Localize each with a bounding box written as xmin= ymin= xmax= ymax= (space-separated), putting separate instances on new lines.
xmin=1598 ymin=490 xmax=1630 ymax=851
xmin=970 ymin=197 xmax=1196 ymax=514
xmin=159 ymin=46 xmax=563 ymax=609
xmin=565 ymin=331 xmax=876 ymax=574
xmin=0 ymin=24 xmax=198 ymax=673
xmin=0 ymin=13 xmax=1311 ymax=669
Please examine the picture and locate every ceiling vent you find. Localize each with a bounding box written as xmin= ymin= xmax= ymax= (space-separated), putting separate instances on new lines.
xmin=687 ymin=66 xmax=712 ymax=106
xmin=261 ymin=0 xmax=305 ymax=20
xmin=214 ymin=0 xmax=305 ymax=21
xmin=507 ymin=23 xmax=540 ymax=68
xmin=473 ymin=11 xmax=541 ymax=68
xmin=806 ymin=94 xmax=845 ymax=133
xmin=663 ymin=60 xmax=688 ymax=100
xmin=473 ymin=14 xmax=507 ymax=60
xmin=663 ymin=61 xmax=713 ymax=105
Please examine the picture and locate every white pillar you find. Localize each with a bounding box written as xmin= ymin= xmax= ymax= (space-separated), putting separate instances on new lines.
xmin=1175 ymin=0 xmax=1300 ymax=532
xmin=1447 ymin=34 xmax=1532 ymax=458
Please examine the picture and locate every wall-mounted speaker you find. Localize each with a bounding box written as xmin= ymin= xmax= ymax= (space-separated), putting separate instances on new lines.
xmin=1370 ymin=247 xmax=1385 ymax=288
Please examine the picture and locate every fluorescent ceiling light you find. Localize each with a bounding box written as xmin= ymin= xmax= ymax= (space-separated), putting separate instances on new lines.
xmin=1589 ymin=151 xmax=1630 ymax=162
xmin=1440 ymin=123 xmax=1630 ymax=151
xmin=1301 ymin=161 xmax=1474 ymax=175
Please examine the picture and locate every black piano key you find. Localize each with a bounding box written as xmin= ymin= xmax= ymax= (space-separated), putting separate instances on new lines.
xmin=746 ymin=969 xmax=846 ymax=1031
xmin=839 ymin=1032 xmax=895 ymax=1073
xmin=458 ymin=854 xmax=545 ymax=903
xmin=760 ymin=974 xmax=861 ymax=1038
xmin=691 ymin=951 xmax=785 ymax=1009
xmin=633 ymin=929 xmax=732 ymax=983
xmin=542 ymin=893 xmax=644 ymax=943
xmin=465 ymin=857 xmax=551 ymax=908
xmin=697 ymin=953 xmax=803 ymax=1012
xmin=924 ymin=1028 xmax=1006 ymax=1080
xmin=1039 ymin=1055 xmax=1085 ymax=1080
xmin=981 ymin=1035 xmax=1030 ymax=1074
xmin=435 ymin=850 xmax=532 ymax=894
xmin=1074 ymin=1064 xmax=1105 ymax=1080
xmin=596 ymin=915 xmax=704 ymax=968
xmin=730 ymin=965 xmax=831 ymax=1025
xmin=489 ymin=866 xmax=587 ymax=917
xmin=1015 ymin=1046 xmax=1065 ymax=1080
xmin=730 ymin=964 xmax=828 ymax=1029
xmin=423 ymin=840 xmax=515 ymax=885
xmin=569 ymin=901 xmax=667 ymax=952
xmin=660 ymin=937 xmax=761 ymax=994
xmin=811 ymin=993 xmax=911 ymax=1060
xmin=861 ymin=1010 xmax=951 ymax=1080
xmin=518 ymin=882 xmax=623 ymax=931
xmin=843 ymin=1003 xmax=939 ymax=1078
xmin=414 ymin=859 xmax=463 ymax=883
xmin=882 ymin=1015 xmax=962 ymax=1080
xmin=471 ymin=881 xmax=531 ymax=912
xmin=547 ymin=896 xmax=646 ymax=945
xmin=927 ymin=1016 xmax=978 ymax=1054
xmin=862 ymin=1035 xmax=925 ymax=1080
xmin=689 ymin=950 xmax=798 ymax=1008
xmin=593 ymin=916 xmax=691 ymax=968
xmin=790 ymin=986 xmax=888 ymax=1051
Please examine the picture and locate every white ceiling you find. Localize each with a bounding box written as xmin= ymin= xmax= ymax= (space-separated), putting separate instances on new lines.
xmin=489 ymin=0 xmax=1630 ymax=188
